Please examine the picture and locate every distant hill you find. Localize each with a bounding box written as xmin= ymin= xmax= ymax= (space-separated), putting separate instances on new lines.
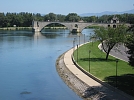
xmin=79 ymin=9 xmax=134 ymax=17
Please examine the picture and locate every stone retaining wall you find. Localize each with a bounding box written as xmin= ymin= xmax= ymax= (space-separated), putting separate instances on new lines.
xmin=56 ymin=53 xmax=106 ymax=100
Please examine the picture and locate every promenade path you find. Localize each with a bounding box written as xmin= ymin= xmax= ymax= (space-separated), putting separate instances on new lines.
xmin=99 ymin=43 xmax=129 ymax=62
xmin=63 ymin=43 xmax=134 ymax=100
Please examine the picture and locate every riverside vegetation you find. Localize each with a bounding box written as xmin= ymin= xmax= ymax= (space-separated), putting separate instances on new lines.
xmin=73 ymin=41 xmax=134 ymax=96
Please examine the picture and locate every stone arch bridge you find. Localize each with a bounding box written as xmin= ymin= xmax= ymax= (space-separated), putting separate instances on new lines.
xmin=32 ymin=21 xmax=130 ymax=33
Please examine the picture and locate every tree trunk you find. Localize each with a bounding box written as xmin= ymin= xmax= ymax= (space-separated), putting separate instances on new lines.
xmin=106 ymin=52 xmax=109 ymax=60
xmin=101 ymin=42 xmax=107 ymax=53
xmin=105 ymin=48 xmax=111 ymax=60
xmin=102 ymin=41 xmax=116 ymax=60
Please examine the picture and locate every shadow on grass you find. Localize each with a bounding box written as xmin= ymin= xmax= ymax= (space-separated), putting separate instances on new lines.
xmin=104 ymin=74 xmax=134 ymax=96
xmin=80 ymin=58 xmax=115 ymax=62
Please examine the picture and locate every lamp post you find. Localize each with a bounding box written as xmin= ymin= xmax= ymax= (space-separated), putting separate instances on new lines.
xmin=74 ymin=38 xmax=76 ymax=42
xmin=79 ymin=35 xmax=80 ymax=46
xmin=89 ymin=50 xmax=91 ymax=73
xmin=84 ymin=34 xmax=85 ymax=43
xmin=77 ymin=44 xmax=78 ymax=62
xmin=73 ymin=40 xmax=75 ymax=55
xmin=73 ymin=38 xmax=76 ymax=56
xmin=89 ymin=33 xmax=91 ymax=42
xmin=115 ymin=59 xmax=119 ymax=87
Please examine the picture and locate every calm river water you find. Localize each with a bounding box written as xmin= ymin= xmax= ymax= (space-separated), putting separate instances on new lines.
xmin=0 ymin=29 xmax=94 ymax=100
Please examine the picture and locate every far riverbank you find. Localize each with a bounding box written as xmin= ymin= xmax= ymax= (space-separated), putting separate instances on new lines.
xmin=0 ymin=25 xmax=99 ymax=31
xmin=0 ymin=26 xmax=67 ymax=31
xmin=0 ymin=27 xmax=32 ymax=31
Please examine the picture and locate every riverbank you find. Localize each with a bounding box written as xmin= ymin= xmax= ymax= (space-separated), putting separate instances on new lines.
xmin=56 ymin=52 xmax=105 ymax=100
xmin=56 ymin=42 xmax=134 ymax=100
xmin=0 ymin=27 xmax=67 ymax=31
xmin=0 ymin=26 xmax=98 ymax=31
xmin=0 ymin=27 xmax=32 ymax=31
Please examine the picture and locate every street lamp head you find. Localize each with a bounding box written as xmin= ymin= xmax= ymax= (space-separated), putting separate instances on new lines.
xmin=77 ymin=44 xmax=78 ymax=48
xmin=116 ymin=59 xmax=119 ymax=63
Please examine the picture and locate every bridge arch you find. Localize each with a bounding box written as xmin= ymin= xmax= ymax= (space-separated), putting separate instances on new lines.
xmin=40 ymin=23 xmax=68 ymax=32
xmin=32 ymin=21 xmax=74 ymax=32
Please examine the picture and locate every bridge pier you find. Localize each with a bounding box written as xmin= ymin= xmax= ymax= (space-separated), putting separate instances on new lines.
xmin=71 ymin=29 xmax=81 ymax=33
xmin=32 ymin=21 xmax=41 ymax=32
xmin=32 ymin=27 xmax=40 ymax=32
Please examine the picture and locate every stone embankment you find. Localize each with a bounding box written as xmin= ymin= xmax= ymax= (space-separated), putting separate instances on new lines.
xmin=56 ymin=53 xmax=106 ymax=100
xmin=56 ymin=45 xmax=134 ymax=100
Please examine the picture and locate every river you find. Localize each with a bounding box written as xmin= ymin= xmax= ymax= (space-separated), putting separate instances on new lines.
xmin=0 ymin=29 xmax=94 ymax=100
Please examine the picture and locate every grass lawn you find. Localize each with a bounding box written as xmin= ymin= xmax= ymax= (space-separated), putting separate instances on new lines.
xmin=73 ymin=41 xmax=134 ymax=96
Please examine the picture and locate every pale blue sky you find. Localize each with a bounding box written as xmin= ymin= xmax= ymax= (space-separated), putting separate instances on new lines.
xmin=0 ymin=0 xmax=134 ymax=15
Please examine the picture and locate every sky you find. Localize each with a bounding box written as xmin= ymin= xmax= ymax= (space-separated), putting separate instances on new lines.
xmin=0 ymin=0 xmax=134 ymax=15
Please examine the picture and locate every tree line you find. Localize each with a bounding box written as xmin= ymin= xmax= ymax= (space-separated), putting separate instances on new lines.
xmin=0 ymin=12 xmax=134 ymax=27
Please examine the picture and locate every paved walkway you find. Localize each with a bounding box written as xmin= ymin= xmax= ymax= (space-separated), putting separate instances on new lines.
xmin=63 ymin=44 xmax=134 ymax=100
xmin=98 ymin=43 xmax=129 ymax=62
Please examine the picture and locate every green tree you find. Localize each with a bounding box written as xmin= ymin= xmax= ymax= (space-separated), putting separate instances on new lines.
xmin=94 ymin=25 xmax=127 ymax=60
xmin=126 ymin=25 xmax=134 ymax=67
xmin=0 ymin=13 xmax=5 ymax=27
xmin=65 ymin=13 xmax=80 ymax=22
xmin=82 ymin=16 xmax=97 ymax=22
xmin=5 ymin=13 xmax=13 ymax=27
xmin=128 ymin=14 xmax=134 ymax=24
xmin=44 ymin=14 xmax=50 ymax=21
xmin=126 ymin=32 xmax=134 ymax=67
xmin=56 ymin=14 xmax=66 ymax=22
xmin=33 ymin=13 xmax=43 ymax=21
xmin=49 ymin=13 xmax=56 ymax=21
xmin=44 ymin=13 xmax=56 ymax=21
